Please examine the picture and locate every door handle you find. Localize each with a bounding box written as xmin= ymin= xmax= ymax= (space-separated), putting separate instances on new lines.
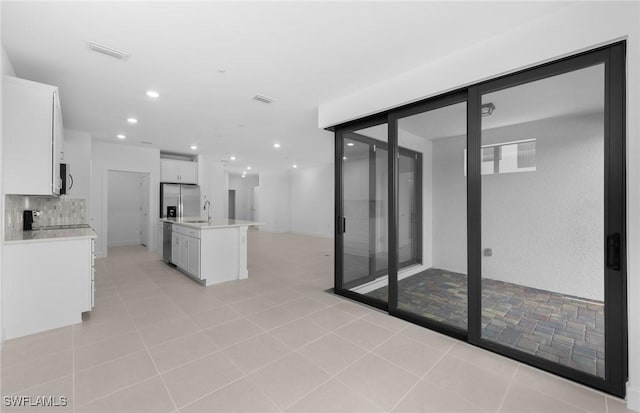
xmin=607 ymin=233 xmax=621 ymax=271
xmin=336 ymin=217 xmax=347 ymax=234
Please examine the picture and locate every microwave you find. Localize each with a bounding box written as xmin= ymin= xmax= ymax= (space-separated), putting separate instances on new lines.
xmin=60 ymin=163 xmax=73 ymax=195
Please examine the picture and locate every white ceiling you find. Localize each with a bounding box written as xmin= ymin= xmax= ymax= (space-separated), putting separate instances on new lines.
xmin=2 ymin=1 xmax=570 ymax=174
xmin=399 ymin=63 xmax=604 ymax=140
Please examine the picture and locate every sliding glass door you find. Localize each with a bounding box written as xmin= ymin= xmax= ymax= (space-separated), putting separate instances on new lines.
xmin=334 ymin=42 xmax=626 ymax=397
xmin=468 ymin=44 xmax=626 ymax=395
xmin=390 ymin=98 xmax=468 ymax=334
xmin=478 ymin=64 xmax=606 ymax=377
xmin=336 ymin=121 xmax=389 ymax=307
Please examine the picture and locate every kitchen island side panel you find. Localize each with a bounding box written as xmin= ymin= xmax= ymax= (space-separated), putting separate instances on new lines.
xmin=200 ymin=227 xmax=240 ymax=286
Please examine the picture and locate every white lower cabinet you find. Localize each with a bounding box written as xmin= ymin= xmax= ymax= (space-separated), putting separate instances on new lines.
xmin=2 ymin=237 xmax=95 ymax=340
xmin=186 ymin=236 xmax=201 ymax=276
xmin=171 ymin=225 xmax=201 ymax=279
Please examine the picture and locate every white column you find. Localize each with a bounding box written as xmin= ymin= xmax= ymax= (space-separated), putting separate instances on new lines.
xmin=238 ymin=225 xmax=248 ymax=279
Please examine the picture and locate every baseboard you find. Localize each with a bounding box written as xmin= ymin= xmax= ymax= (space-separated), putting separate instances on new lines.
xmin=628 ymin=383 xmax=640 ymax=412
xmin=107 ymin=240 xmax=141 ymax=247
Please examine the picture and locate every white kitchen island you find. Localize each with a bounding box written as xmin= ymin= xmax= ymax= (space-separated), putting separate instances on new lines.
xmin=162 ymin=218 xmax=262 ymax=286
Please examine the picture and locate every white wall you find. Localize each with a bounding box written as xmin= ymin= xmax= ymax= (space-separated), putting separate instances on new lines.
xmin=107 ymin=171 xmax=145 ymax=247
xmin=431 ymin=114 xmax=603 ymax=301
xmin=1 ymin=26 xmax=17 ymax=343
xmin=228 ymin=173 xmax=259 ymax=221
xmin=290 ymin=164 xmax=334 ymax=238
xmin=91 ymin=141 xmax=160 ymax=257
xmin=431 ymin=135 xmax=467 ymax=275
xmin=62 ymin=129 xmax=91 ymax=203
xmin=319 ymin=3 xmax=640 ymax=407
xmin=199 ymin=155 xmax=228 ymax=221
xmin=257 ymin=170 xmax=291 ymax=233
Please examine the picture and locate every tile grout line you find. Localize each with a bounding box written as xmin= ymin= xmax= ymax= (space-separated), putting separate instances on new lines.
xmin=277 ymin=322 xmax=402 ymax=412
xmin=128 ymin=265 xmax=284 ymax=411
xmin=174 ymin=303 xmax=384 ymax=412
xmin=114 ymin=281 xmax=180 ymax=413
xmin=186 ymin=326 xmax=283 ymax=412
xmin=386 ymin=332 xmax=455 ymax=413
xmin=496 ymin=363 xmax=520 ymax=413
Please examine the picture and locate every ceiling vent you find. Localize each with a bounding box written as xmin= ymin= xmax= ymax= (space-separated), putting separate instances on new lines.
xmin=139 ymin=141 xmax=153 ymax=145
xmin=253 ymin=94 xmax=274 ymax=104
xmin=87 ymin=41 xmax=130 ymax=61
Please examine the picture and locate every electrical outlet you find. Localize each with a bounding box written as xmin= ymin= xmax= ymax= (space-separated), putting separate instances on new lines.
xmin=484 ymin=248 xmax=493 ymax=257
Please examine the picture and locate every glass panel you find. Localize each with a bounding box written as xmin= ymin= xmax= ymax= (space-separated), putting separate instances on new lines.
xmin=342 ymin=124 xmax=389 ymax=303
xmin=391 ymin=102 xmax=468 ymax=330
xmin=398 ymin=151 xmax=418 ymax=266
xmin=480 ymin=64 xmax=605 ymax=377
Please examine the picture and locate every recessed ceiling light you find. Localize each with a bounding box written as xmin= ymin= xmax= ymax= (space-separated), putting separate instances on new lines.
xmin=273 ymin=143 xmax=281 ymax=149
xmin=230 ymin=156 xmax=236 ymax=161
xmin=190 ymin=145 xmax=198 ymax=150
xmin=217 ymin=68 xmax=226 ymax=73
xmin=347 ymin=142 xmax=354 ymax=146
xmin=241 ymin=175 xmax=246 ymax=178
xmin=247 ymin=166 xmax=252 ymax=170
xmin=87 ymin=41 xmax=130 ymax=60
xmin=127 ymin=117 xmax=138 ymax=124
xmin=292 ymin=164 xmax=298 ymax=168
xmin=146 ymin=90 xmax=159 ymax=98
xmin=343 ymin=156 xmax=347 ymax=160
xmin=117 ymin=134 xmax=126 ymax=139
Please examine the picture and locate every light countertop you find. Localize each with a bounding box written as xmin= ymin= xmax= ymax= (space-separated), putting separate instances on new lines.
xmin=160 ymin=218 xmax=263 ymax=229
xmin=5 ymin=228 xmax=97 ymax=244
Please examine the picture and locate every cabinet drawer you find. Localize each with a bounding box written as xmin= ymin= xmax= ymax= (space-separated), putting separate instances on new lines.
xmin=173 ymin=225 xmax=200 ymax=239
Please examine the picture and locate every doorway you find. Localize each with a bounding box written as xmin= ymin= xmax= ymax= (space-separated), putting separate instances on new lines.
xmin=107 ymin=171 xmax=151 ymax=249
xmin=334 ymin=43 xmax=626 ymax=397
xmin=228 ymin=189 xmax=236 ymax=220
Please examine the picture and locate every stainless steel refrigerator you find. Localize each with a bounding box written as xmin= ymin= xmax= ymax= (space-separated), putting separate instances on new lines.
xmin=160 ymin=183 xmax=201 ymax=219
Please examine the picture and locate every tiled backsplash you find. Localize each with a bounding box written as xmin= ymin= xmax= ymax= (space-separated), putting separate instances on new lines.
xmin=5 ymin=195 xmax=87 ymax=233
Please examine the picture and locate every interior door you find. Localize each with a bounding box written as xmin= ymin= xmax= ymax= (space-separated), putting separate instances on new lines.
xmin=139 ymin=174 xmax=149 ymax=247
xmin=228 ymin=190 xmax=236 ymax=220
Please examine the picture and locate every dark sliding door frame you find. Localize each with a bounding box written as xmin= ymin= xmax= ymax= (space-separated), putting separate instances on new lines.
xmin=335 ymin=117 xmax=389 ymax=311
xmin=332 ymin=41 xmax=627 ymax=397
xmin=336 ymin=129 xmax=424 ymax=299
xmin=388 ymin=91 xmax=469 ymax=341
xmin=467 ymin=42 xmax=627 ymax=397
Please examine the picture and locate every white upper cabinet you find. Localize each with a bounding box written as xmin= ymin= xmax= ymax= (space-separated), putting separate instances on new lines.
xmin=3 ymin=76 xmax=64 ymax=196
xmin=161 ymin=159 xmax=198 ymax=184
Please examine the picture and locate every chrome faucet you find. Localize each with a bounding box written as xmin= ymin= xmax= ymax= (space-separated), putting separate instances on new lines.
xmin=203 ymin=200 xmax=211 ymax=223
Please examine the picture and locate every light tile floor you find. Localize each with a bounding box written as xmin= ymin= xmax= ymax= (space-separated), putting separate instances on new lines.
xmin=0 ymin=230 xmax=633 ymax=412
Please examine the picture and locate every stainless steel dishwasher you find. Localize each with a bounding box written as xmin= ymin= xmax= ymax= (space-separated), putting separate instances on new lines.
xmin=162 ymin=222 xmax=173 ymax=263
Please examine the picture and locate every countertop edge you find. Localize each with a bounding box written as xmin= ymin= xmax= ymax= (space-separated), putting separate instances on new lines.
xmin=159 ymin=218 xmax=264 ymax=229
xmin=4 ymin=229 xmax=97 ymax=245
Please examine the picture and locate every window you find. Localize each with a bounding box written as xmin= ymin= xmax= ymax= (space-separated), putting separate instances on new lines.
xmin=465 ymin=139 xmax=536 ymax=175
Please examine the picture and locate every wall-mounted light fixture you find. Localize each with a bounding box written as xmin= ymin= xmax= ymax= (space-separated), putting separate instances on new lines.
xmin=481 ymin=102 xmax=496 ymax=117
